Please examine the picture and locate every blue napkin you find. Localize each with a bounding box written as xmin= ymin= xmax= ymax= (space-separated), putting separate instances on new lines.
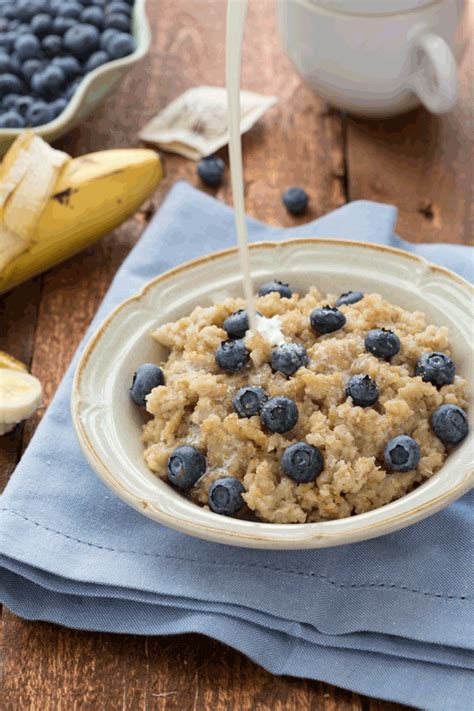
xmin=1 ymin=182 xmax=472 ymax=711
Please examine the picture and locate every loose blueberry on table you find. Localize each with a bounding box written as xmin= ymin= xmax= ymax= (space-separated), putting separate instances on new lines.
xmin=197 ymin=154 xmax=225 ymax=188
xmin=0 ymin=0 xmax=136 ymax=128
xmin=132 ymin=280 xmax=469 ymax=522
xmin=282 ymin=186 xmax=309 ymax=216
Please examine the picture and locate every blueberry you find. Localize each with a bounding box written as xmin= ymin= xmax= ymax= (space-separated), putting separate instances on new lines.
xmin=8 ymin=54 xmax=22 ymax=75
xmin=52 ymin=16 xmax=76 ymax=36
xmin=310 ymin=306 xmax=346 ymax=334
xmin=261 ymin=396 xmax=298 ymax=433
xmin=25 ymin=100 xmax=55 ymax=126
xmin=21 ymin=57 xmax=42 ymax=82
xmin=233 ymin=386 xmax=267 ymax=418
xmin=42 ymin=34 xmax=63 ymax=58
xmin=208 ymin=477 xmax=245 ymax=516
xmin=167 ymin=445 xmax=206 ymax=490
xmin=365 ymin=328 xmax=401 ymax=359
xmin=80 ymin=6 xmax=104 ymax=28
xmin=105 ymin=2 xmax=133 ymax=16
xmin=197 ymin=154 xmax=225 ymax=188
xmin=0 ymin=110 xmax=25 ymax=128
xmin=51 ymin=96 xmax=68 ymax=117
xmin=31 ymin=13 xmax=53 ymax=38
xmin=0 ymin=19 xmax=7 ymax=33
xmin=384 ymin=435 xmax=420 ymax=472
xmin=0 ymin=53 xmax=15 ymax=73
xmin=64 ymin=76 xmax=82 ymax=99
xmin=14 ymin=94 xmax=34 ymax=114
xmin=130 ymin=363 xmax=165 ymax=406
xmin=0 ymin=73 xmax=24 ymax=98
xmin=56 ymin=2 xmax=83 ymax=19
xmin=15 ymin=24 xmax=33 ymax=36
xmin=415 ymin=352 xmax=455 ymax=388
xmin=84 ymin=49 xmax=109 ymax=72
xmin=64 ymin=23 xmax=100 ymax=59
xmin=14 ymin=32 xmax=40 ymax=61
xmin=282 ymin=187 xmax=309 ymax=216
xmin=31 ymin=65 xmax=65 ymax=98
xmin=223 ymin=309 xmax=259 ymax=340
xmin=215 ymin=339 xmax=249 ymax=373
xmin=106 ymin=31 xmax=135 ymax=59
xmin=2 ymin=93 xmax=22 ymax=110
xmin=271 ymin=342 xmax=309 ymax=377
xmin=345 ymin=374 xmax=379 ymax=407
xmin=431 ymin=404 xmax=469 ymax=445
xmin=17 ymin=0 xmax=48 ymax=21
xmin=258 ymin=280 xmax=293 ymax=298
xmin=336 ymin=291 xmax=364 ymax=307
xmin=0 ymin=31 xmax=16 ymax=51
xmin=0 ymin=6 xmax=17 ymax=21
xmin=52 ymin=55 xmax=82 ymax=79
xmin=100 ymin=27 xmax=118 ymax=50
xmin=104 ymin=12 xmax=130 ymax=32
xmin=281 ymin=442 xmax=324 ymax=483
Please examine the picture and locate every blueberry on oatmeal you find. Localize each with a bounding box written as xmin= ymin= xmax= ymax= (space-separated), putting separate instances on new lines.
xmin=345 ymin=374 xmax=379 ymax=407
xmin=233 ymin=386 xmax=268 ymax=418
xmin=258 ymin=280 xmax=293 ymax=298
xmin=130 ymin=363 xmax=165 ymax=406
xmin=431 ymin=404 xmax=468 ymax=444
xmin=384 ymin=435 xmax=420 ymax=473
xmin=261 ymin=396 xmax=298 ymax=433
xmin=310 ymin=306 xmax=346 ymax=334
xmin=281 ymin=442 xmax=324 ymax=483
xmin=336 ymin=291 xmax=364 ymax=307
xmin=224 ymin=309 xmax=261 ymax=340
xmin=415 ymin=352 xmax=455 ymax=387
xmin=208 ymin=477 xmax=245 ymax=515
xmin=215 ymin=339 xmax=250 ymax=373
xmin=271 ymin=342 xmax=309 ymax=377
xmin=365 ymin=328 xmax=401 ymax=359
xmin=167 ymin=445 xmax=206 ymax=490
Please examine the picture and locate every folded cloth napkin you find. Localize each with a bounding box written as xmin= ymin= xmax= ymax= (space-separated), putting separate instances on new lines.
xmin=1 ymin=182 xmax=472 ymax=711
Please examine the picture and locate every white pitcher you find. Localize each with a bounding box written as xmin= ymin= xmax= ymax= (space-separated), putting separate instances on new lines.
xmin=277 ymin=0 xmax=469 ymax=116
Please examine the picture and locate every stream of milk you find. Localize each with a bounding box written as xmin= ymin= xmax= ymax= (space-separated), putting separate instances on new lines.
xmin=226 ymin=0 xmax=258 ymax=336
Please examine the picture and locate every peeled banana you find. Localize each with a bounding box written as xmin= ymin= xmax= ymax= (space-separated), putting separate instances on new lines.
xmin=0 ymin=351 xmax=42 ymax=435
xmin=0 ymin=131 xmax=162 ymax=294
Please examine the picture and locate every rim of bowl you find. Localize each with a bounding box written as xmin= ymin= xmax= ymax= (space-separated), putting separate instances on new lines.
xmin=72 ymin=238 xmax=474 ymax=548
xmin=0 ymin=0 xmax=151 ymax=139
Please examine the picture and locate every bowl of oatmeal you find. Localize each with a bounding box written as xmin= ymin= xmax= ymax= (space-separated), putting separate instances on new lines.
xmin=72 ymin=239 xmax=473 ymax=549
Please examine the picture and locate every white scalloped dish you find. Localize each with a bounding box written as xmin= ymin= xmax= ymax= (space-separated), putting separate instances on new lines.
xmin=72 ymin=240 xmax=473 ymax=549
xmin=0 ymin=0 xmax=150 ymax=154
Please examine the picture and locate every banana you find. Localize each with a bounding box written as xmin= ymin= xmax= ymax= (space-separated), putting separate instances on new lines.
xmin=0 ymin=132 xmax=162 ymax=294
xmin=0 ymin=360 xmax=42 ymax=436
xmin=0 ymin=350 xmax=28 ymax=371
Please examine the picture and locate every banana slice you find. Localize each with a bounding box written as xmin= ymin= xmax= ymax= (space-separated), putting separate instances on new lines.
xmin=0 ymin=367 xmax=43 ymax=435
xmin=0 ymin=350 xmax=28 ymax=371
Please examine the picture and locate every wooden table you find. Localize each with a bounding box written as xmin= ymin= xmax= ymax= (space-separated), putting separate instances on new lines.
xmin=1 ymin=1 xmax=471 ymax=709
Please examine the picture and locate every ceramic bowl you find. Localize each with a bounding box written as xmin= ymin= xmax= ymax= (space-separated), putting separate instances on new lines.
xmin=72 ymin=239 xmax=473 ymax=549
xmin=0 ymin=0 xmax=151 ymax=155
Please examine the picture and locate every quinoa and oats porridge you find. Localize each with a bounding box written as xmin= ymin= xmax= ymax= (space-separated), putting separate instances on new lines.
xmin=130 ymin=281 xmax=470 ymax=524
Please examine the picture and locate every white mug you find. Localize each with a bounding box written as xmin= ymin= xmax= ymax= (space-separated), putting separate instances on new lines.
xmin=277 ymin=0 xmax=469 ymax=117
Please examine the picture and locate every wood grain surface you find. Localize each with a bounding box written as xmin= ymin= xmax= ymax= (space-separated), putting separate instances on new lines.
xmin=0 ymin=0 xmax=472 ymax=709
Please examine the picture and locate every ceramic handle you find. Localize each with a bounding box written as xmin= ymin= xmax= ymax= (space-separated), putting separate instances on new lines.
xmin=410 ymin=32 xmax=459 ymax=114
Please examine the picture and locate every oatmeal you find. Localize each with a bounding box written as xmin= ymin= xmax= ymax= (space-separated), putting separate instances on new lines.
xmin=134 ymin=283 xmax=469 ymax=524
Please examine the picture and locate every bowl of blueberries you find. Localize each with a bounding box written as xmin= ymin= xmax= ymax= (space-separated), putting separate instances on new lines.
xmin=0 ymin=0 xmax=150 ymax=151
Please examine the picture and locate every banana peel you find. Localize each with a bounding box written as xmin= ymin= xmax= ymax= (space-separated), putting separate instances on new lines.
xmin=0 ymin=132 xmax=162 ymax=294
